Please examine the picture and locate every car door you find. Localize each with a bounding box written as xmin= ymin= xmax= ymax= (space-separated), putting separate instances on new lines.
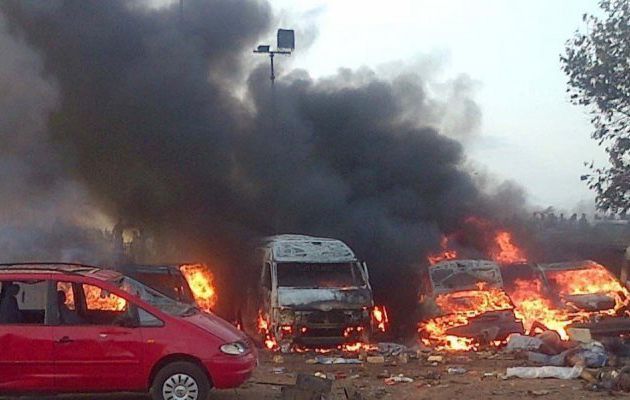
xmin=0 ymin=277 xmax=55 ymax=392
xmin=51 ymin=280 xmax=145 ymax=392
xmin=261 ymin=262 xmax=273 ymax=315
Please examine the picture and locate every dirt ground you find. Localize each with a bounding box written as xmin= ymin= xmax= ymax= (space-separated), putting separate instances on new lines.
xmin=3 ymin=349 xmax=625 ymax=400
xmin=233 ymin=350 xmax=620 ymax=400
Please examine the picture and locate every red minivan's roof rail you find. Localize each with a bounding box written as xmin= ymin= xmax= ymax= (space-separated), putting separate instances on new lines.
xmin=0 ymin=262 xmax=121 ymax=280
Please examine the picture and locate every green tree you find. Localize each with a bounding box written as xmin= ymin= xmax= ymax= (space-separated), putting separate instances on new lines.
xmin=561 ymin=0 xmax=629 ymax=213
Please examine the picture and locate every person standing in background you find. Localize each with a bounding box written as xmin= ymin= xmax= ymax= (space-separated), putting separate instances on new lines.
xmin=621 ymin=245 xmax=630 ymax=285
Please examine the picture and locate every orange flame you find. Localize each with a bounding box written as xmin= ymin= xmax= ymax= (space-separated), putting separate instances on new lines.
xmin=372 ymin=305 xmax=389 ymax=333
xmin=85 ymin=283 xmax=127 ymax=311
xmin=57 ymin=282 xmax=126 ymax=311
xmin=422 ymin=218 xmax=630 ymax=348
xmin=180 ymin=263 xmax=217 ymax=312
xmin=507 ymin=262 xmax=630 ymax=338
xmin=550 ymin=263 xmax=626 ymax=297
xmin=428 ymin=236 xmax=458 ymax=265
xmin=257 ymin=313 xmax=278 ymax=350
xmin=507 ymin=278 xmax=572 ymax=337
xmin=491 ymin=231 xmax=526 ymax=264
xmin=419 ymin=282 xmax=514 ymax=351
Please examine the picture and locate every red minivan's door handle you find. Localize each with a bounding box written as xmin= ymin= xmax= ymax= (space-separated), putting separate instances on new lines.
xmin=99 ymin=330 xmax=131 ymax=336
xmin=57 ymin=336 xmax=74 ymax=344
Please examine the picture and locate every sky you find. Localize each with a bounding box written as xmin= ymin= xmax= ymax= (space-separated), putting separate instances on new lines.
xmin=267 ymin=0 xmax=607 ymax=212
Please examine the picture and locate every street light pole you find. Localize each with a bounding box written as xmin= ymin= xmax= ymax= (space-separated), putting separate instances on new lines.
xmin=269 ymin=52 xmax=276 ymax=135
xmin=253 ymin=30 xmax=295 ymax=233
xmin=254 ymin=49 xmax=291 ymax=135
xmin=270 ymin=52 xmax=275 ymax=86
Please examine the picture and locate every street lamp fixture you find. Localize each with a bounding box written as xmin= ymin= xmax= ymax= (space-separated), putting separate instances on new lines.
xmin=254 ymin=29 xmax=295 ymax=86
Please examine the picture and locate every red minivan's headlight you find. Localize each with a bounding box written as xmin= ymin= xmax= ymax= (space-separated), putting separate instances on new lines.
xmin=220 ymin=341 xmax=247 ymax=355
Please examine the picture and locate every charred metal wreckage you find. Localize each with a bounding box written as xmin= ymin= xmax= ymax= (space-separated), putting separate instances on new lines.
xmin=419 ymin=259 xmax=630 ymax=348
xmin=419 ymin=259 xmax=524 ymax=346
xmin=532 ymin=261 xmax=630 ymax=337
xmin=242 ymin=235 xmax=375 ymax=351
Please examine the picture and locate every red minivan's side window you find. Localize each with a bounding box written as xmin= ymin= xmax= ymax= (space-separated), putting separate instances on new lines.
xmin=0 ymin=280 xmax=49 ymax=324
xmin=55 ymin=282 xmax=83 ymax=325
xmin=82 ymin=283 xmax=127 ymax=312
xmin=55 ymin=281 xmax=130 ymax=326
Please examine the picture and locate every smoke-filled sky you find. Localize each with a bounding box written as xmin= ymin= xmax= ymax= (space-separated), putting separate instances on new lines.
xmin=263 ymin=0 xmax=607 ymax=211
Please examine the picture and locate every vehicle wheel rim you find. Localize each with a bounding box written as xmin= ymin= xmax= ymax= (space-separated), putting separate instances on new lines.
xmin=162 ymin=373 xmax=199 ymax=400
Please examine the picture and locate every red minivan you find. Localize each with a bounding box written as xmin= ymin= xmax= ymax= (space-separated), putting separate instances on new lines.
xmin=0 ymin=263 xmax=257 ymax=400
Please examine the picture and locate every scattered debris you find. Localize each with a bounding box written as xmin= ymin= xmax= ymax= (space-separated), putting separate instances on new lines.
xmin=506 ymin=366 xmax=583 ymax=380
xmin=272 ymin=367 xmax=288 ymax=374
xmin=377 ymin=342 xmax=407 ymax=356
xmin=526 ymin=340 xmax=607 ymax=368
xmin=506 ymin=334 xmax=544 ymax=352
xmin=384 ymin=375 xmax=414 ymax=385
xmin=566 ymin=341 xmax=608 ymax=367
xmin=527 ymin=389 xmax=553 ymax=396
xmin=311 ymin=356 xmax=362 ymax=365
xmin=447 ymin=367 xmax=468 ymax=375
xmin=366 ymin=355 xmax=385 ymax=364
xmin=579 ymin=368 xmax=598 ymax=384
xmin=566 ymin=327 xmax=592 ymax=343
xmin=536 ymin=330 xmax=568 ymax=355
xmin=427 ymin=355 xmax=444 ymax=363
xmin=526 ymin=351 xmax=566 ymax=366
xmin=583 ymin=366 xmax=630 ymax=392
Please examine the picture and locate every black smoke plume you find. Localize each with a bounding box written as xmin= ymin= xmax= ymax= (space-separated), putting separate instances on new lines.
xmin=1 ymin=0 xmax=527 ymax=330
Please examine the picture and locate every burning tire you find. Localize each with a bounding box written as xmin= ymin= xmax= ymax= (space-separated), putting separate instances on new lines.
xmin=150 ymin=361 xmax=210 ymax=400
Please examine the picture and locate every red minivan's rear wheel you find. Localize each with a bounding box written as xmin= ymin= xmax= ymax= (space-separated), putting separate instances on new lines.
xmin=150 ymin=361 xmax=211 ymax=400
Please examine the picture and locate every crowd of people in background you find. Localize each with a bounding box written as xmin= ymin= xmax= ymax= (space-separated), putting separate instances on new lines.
xmin=530 ymin=211 xmax=630 ymax=231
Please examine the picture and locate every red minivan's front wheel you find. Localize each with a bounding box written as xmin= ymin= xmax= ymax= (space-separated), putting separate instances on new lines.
xmin=150 ymin=361 xmax=211 ymax=400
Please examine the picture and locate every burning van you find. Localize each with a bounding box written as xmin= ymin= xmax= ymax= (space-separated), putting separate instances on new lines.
xmin=418 ymin=259 xmax=524 ymax=350
xmin=244 ymin=235 xmax=375 ymax=351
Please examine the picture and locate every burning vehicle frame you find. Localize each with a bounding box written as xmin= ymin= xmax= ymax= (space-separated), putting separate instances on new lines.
xmin=512 ymin=260 xmax=630 ymax=338
xmin=418 ymin=259 xmax=524 ymax=350
xmin=115 ymin=263 xmax=218 ymax=314
xmin=241 ymin=235 xmax=384 ymax=351
xmin=419 ymin=257 xmax=630 ymax=351
xmin=113 ymin=263 xmax=196 ymax=305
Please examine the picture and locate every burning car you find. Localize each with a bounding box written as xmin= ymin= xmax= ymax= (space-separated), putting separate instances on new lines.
xmin=114 ymin=264 xmax=196 ymax=304
xmin=526 ymin=260 xmax=630 ymax=337
xmin=418 ymin=259 xmax=524 ymax=350
xmin=114 ymin=263 xmax=217 ymax=313
xmin=242 ymin=235 xmax=376 ymax=351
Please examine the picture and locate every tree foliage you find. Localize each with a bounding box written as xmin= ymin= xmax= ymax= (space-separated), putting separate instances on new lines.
xmin=561 ymin=0 xmax=630 ymax=213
